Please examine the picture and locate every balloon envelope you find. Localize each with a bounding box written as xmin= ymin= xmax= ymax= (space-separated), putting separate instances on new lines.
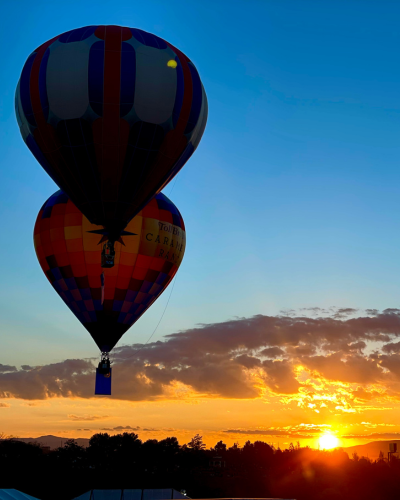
xmin=34 ymin=190 xmax=186 ymax=351
xmin=17 ymin=25 xmax=207 ymax=238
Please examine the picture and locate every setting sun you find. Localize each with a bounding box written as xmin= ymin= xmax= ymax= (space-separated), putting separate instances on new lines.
xmin=319 ymin=433 xmax=339 ymax=450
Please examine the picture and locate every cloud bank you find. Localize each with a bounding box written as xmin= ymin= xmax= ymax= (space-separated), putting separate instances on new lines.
xmin=2 ymin=308 xmax=400 ymax=410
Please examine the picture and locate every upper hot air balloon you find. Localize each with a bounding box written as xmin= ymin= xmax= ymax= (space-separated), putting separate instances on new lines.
xmin=16 ymin=25 xmax=207 ymax=243
xmin=34 ymin=190 xmax=186 ymax=353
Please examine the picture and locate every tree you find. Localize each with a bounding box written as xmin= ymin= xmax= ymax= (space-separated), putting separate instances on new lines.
xmin=213 ymin=440 xmax=227 ymax=454
xmin=111 ymin=432 xmax=142 ymax=451
xmin=159 ymin=436 xmax=180 ymax=454
xmin=55 ymin=439 xmax=86 ymax=468
xmin=228 ymin=442 xmax=240 ymax=451
xmin=253 ymin=441 xmax=274 ymax=461
xmin=187 ymin=434 xmax=206 ymax=451
xmin=87 ymin=432 xmax=113 ymax=468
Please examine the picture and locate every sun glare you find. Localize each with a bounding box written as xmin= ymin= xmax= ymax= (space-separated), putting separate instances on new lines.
xmin=319 ymin=433 xmax=339 ymax=450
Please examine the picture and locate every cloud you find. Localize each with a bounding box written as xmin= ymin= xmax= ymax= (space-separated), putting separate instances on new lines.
xmin=0 ymin=364 xmax=17 ymax=373
xmin=68 ymin=414 xmax=109 ymax=421
xmin=333 ymin=308 xmax=358 ymax=319
xmin=301 ymin=353 xmax=382 ymax=384
xmin=0 ymin=359 xmax=94 ymax=399
xmin=100 ymin=426 xmax=140 ymax=431
xmin=223 ymin=426 xmax=325 ymax=438
xmin=259 ymin=347 xmax=285 ymax=358
xmin=360 ymin=422 xmax=394 ymax=427
xmin=0 ymin=403 xmax=10 ymax=408
xmin=382 ymin=341 xmax=400 ymax=354
xmin=342 ymin=433 xmax=400 ymax=439
xmin=2 ymin=309 xmax=400 ymax=403
xmin=351 ymin=388 xmax=384 ymax=401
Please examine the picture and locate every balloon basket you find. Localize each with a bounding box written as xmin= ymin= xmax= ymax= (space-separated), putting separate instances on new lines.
xmin=95 ymin=367 xmax=112 ymax=395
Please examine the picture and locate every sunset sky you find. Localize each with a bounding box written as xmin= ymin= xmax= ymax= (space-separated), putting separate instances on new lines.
xmin=2 ymin=0 xmax=400 ymax=450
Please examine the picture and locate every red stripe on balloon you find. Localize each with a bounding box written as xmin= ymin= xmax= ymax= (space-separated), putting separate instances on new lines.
xmin=93 ymin=26 xmax=131 ymax=220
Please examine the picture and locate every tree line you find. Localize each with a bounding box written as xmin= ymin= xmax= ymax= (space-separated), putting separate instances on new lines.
xmin=0 ymin=432 xmax=399 ymax=500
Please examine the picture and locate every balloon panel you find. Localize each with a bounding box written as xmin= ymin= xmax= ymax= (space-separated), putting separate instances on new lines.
xmin=34 ymin=190 xmax=186 ymax=351
xmin=17 ymin=26 xmax=207 ymax=236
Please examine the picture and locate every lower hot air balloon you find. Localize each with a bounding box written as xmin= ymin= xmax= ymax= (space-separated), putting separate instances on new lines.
xmin=34 ymin=190 xmax=186 ymax=394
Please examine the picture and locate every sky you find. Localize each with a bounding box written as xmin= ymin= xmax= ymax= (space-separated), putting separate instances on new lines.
xmin=2 ymin=0 xmax=400 ymax=449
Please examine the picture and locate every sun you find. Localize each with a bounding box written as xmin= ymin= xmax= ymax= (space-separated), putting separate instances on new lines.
xmin=319 ymin=433 xmax=339 ymax=450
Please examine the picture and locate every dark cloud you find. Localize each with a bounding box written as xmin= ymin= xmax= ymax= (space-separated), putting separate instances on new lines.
xmin=377 ymin=353 xmax=400 ymax=379
xmin=0 ymin=403 xmax=10 ymax=408
xmin=224 ymin=429 xmax=290 ymax=436
xmin=279 ymin=309 xmax=296 ymax=317
xmin=235 ymin=354 xmax=262 ymax=368
xmin=100 ymin=426 xmax=140 ymax=431
xmin=68 ymin=414 xmax=109 ymax=421
xmin=0 ymin=359 xmax=94 ymax=399
xmin=332 ymin=308 xmax=358 ymax=319
xmin=284 ymin=344 xmax=317 ymax=357
xmin=261 ymin=359 xmax=300 ymax=394
xmin=383 ymin=308 xmax=400 ymax=315
xmin=300 ymin=307 xmax=325 ymax=314
xmin=0 ymin=364 xmax=17 ymax=373
xmin=382 ymin=341 xmax=400 ymax=354
xmin=2 ymin=310 xmax=400 ymax=401
xmin=223 ymin=427 xmax=324 ymax=438
xmin=259 ymin=347 xmax=285 ymax=358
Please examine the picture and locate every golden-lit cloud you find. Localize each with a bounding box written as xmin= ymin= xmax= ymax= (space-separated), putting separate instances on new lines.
xmin=2 ymin=307 xmax=400 ymax=425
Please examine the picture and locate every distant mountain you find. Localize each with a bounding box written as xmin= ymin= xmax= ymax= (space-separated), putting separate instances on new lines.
xmin=342 ymin=440 xmax=400 ymax=460
xmin=10 ymin=435 xmax=90 ymax=449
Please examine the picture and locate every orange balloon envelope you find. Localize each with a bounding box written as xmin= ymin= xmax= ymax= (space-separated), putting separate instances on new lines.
xmin=34 ymin=190 xmax=186 ymax=352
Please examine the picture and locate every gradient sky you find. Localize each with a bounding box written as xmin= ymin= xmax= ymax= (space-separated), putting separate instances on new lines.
xmin=2 ymin=0 xmax=400 ymax=448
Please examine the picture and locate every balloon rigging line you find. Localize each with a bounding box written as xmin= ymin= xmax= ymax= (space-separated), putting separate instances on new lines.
xmin=167 ymin=176 xmax=178 ymax=197
xmin=113 ymin=273 xmax=178 ymax=361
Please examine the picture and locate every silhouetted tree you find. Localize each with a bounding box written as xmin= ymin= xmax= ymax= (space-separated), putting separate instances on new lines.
xmin=2 ymin=432 xmax=400 ymax=500
xmin=55 ymin=439 xmax=86 ymax=468
xmin=187 ymin=434 xmax=206 ymax=451
xmin=212 ymin=440 xmax=227 ymax=454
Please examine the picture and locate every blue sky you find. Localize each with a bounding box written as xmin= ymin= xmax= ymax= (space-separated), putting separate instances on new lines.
xmin=2 ymin=0 xmax=400 ymax=366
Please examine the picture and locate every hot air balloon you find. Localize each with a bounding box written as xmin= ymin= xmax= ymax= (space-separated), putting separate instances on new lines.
xmin=33 ymin=190 xmax=186 ymax=358
xmin=17 ymin=25 xmax=206 ymax=248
